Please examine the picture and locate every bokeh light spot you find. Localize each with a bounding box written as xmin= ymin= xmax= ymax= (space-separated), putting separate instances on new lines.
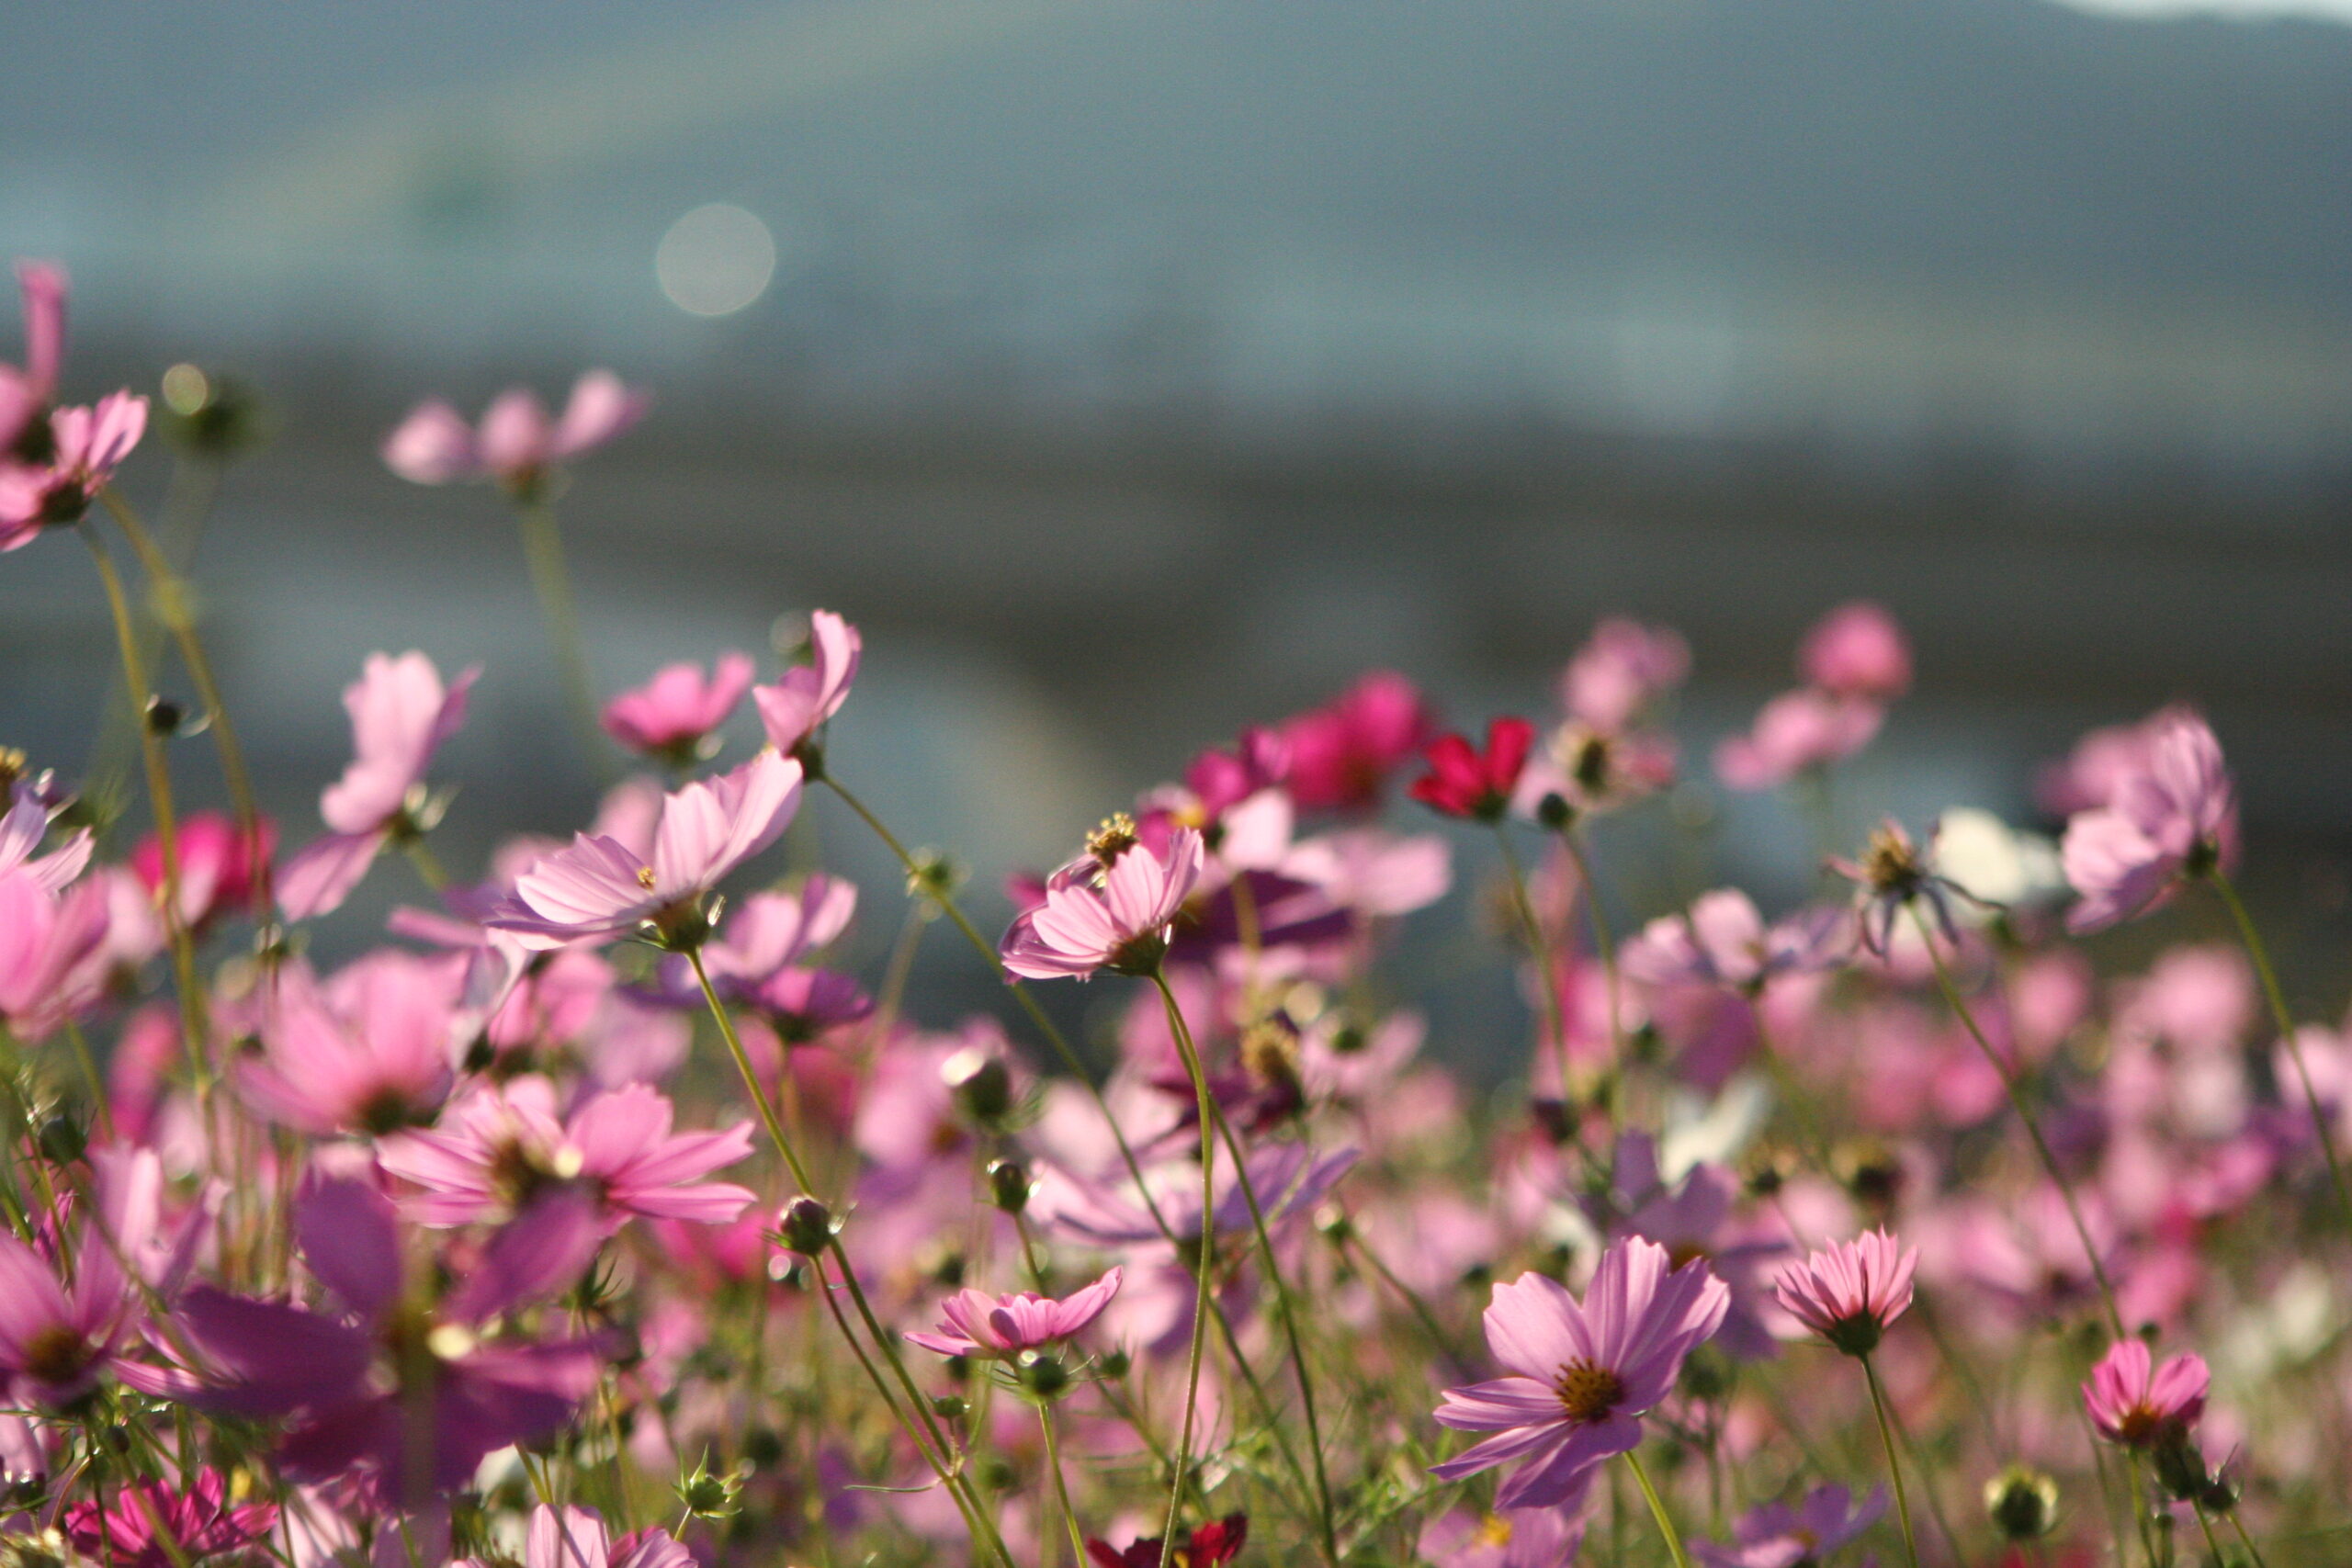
xmin=655 ymin=203 xmax=776 ymax=317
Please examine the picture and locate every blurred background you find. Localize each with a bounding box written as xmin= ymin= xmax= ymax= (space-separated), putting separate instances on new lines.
xmin=4 ymin=0 xmax=2350 ymax=1030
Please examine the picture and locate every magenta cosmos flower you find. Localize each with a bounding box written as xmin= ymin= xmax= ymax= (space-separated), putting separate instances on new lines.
xmin=2059 ymin=708 xmax=2234 ymax=934
xmin=62 ymin=1471 xmax=277 ymax=1568
xmin=383 ymin=371 xmax=647 ymax=496
xmin=463 ymin=1506 xmax=692 ymax=1568
xmin=602 ymin=652 xmax=756 ymax=765
xmin=1001 ymin=826 xmax=1204 ymax=979
xmin=752 ymin=610 xmax=861 ymax=761
xmin=278 ymin=651 xmax=480 ymax=919
xmin=1281 ymin=670 xmax=1436 ymax=813
xmin=130 ymin=809 xmax=276 ymax=931
xmin=1622 ymin=888 xmax=1852 ymax=996
xmin=1797 ymin=600 xmax=1912 ymax=701
xmin=2082 ymin=1338 xmax=2208 ymax=1449
xmin=906 ymin=1266 xmax=1123 ymax=1359
xmin=377 ymin=1078 xmax=755 ymax=1232
xmin=1693 ymin=1483 xmax=1886 ymax=1568
xmin=1775 ymin=1228 xmax=1917 ymax=1356
xmin=1431 ymin=1237 xmax=1730 ymax=1511
xmin=487 ymin=748 xmax=802 ymax=949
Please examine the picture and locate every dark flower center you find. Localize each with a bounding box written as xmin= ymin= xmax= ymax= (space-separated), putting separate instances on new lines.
xmin=1552 ymin=1358 xmax=1624 ymax=1423
xmin=21 ymin=1325 xmax=92 ymax=1386
xmin=1086 ymin=813 xmax=1139 ymax=866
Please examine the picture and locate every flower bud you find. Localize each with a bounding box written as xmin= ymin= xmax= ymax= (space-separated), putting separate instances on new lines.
xmin=1984 ymin=1465 xmax=2059 ymax=1541
xmin=1536 ymin=791 xmax=1575 ymax=831
xmin=35 ymin=1113 xmax=85 ymax=1168
xmin=674 ymin=1455 xmax=745 ymax=1520
xmin=1098 ymin=1348 xmax=1132 ymax=1380
xmin=986 ymin=1158 xmax=1032 ymax=1213
xmin=1017 ymin=1351 xmax=1072 ymax=1402
xmin=930 ymin=1394 xmax=967 ymax=1421
xmin=944 ymin=1048 xmax=1012 ymax=1125
xmin=775 ymin=1196 xmax=834 ymax=1257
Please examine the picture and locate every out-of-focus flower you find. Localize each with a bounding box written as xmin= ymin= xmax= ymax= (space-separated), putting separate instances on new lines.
xmin=1775 ymin=1228 xmax=1917 ymax=1356
xmin=1085 ymin=1514 xmax=1247 ymax=1568
xmin=1001 ymin=826 xmax=1204 ymax=980
xmin=906 ymin=1267 xmax=1123 ymax=1359
xmin=0 ymin=869 xmax=114 ymax=1042
xmin=1693 ymin=1483 xmax=1886 ymax=1568
xmin=1714 ymin=689 xmax=1883 ymax=792
xmin=1282 ymin=671 xmax=1435 ymax=813
xmin=1418 ymin=1504 xmax=1588 ymax=1568
xmin=1798 ymin=601 xmax=1912 ymax=701
xmin=1410 ymin=718 xmax=1535 ymax=823
xmin=602 ymin=653 xmax=756 ymax=765
xmin=0 ymin=781 xmax=91 ymax=892
xmin=130 ymin=809 xmax=276 ymax=929
xmin=2082 ymin=1338 xmax=2208 ymax=1448
xmin=382 ymin=371 xmax=647 ymax=496
xmin=237 ymin=951 xmax=469 ymax=1135
xmin=62 ymin=1471 xmax=276 ymax=1568
xmin=752 ymin=610 xmax=861 ymax=762
xmin=1832 ymin=819 xmax=1976 ymax=955
xmin=0 ymin=392 xmax=148 ymax=546
xmin=1430 ymin=1237 xmax=1729 ymax=1511
xmin=487 ymin=749 xmax=802 ymax=949
xmin=0 ymin=262 xmax=66 ymax=457
xmin=378 ymin=1079 xmax=755 ymax=1231
xmin=1931 ymin=807 xmax=2064 ymax=911
xmin=278 ymin=651 xmax=479 ymax=920
xmin=463 ymin=1506 xmax=693 ymax=1568
xmin=1561 ymin=617 xmax=1690 ymax=733
xmin=1623 ymin=889 xmax=1852 ymax=995
xmin=2059 ymin=709 xmax=2234 ymax=934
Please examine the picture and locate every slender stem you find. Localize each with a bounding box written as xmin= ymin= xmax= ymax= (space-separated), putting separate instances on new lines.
xmin=1558 ymin=825 xmax=1627 ymax=1067
xmin=1156 ymin=974 xmax=1340 ymax=1568
xmin=101 ymin=487 xmax=271 ymax=911
xmin=1912 ymin=905 xmax=2124 ymax=1338
xmin=2191 ymin=1500 xmax=2229 ymax=1568
xmin=2210 ymin=866 xmax=2352 ymax=1227
xmin=688 ymin=949 xmax=1011 ymax=1567
xmin=2225 ymin=1506 xmax=2276 ymax=1568
xmin=1493 ymin=825 xmax=1577 ymax=1111
xmin=1038 ymin=1404 xmax=1090 ymax=1568
xmin=1623 ymin=1448 xmax=1693 ymax=1568
xmin=1862 ymin=1356 xmax=1924 ymax=1568
xmin=513 ymin=496 xmax=608 ymax=775
xmin=83 ymin=528 xmax=209 ymax=1094
xmin=1148 ymin=968 xmax=1218 ymax=1568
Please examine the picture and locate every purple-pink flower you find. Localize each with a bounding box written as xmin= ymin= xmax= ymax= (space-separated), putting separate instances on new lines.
xmin=602 ymin=652 xmax=756 ymax=764
xmin=2082 ymin=1338 xmax=2208 ymax=1448
xmin=1622 ymin=889 xmax=1852 ymax=995
xmin=62 ymin=1470 xmax=277 ymax=1568
xmin=487 ymin=749 xmax=802 ymax=949
xmin=905 ymin=1267 xmax=1124 ymax=1359
xmin=2059 ymin=708 xmax=2235 ymax=934
xmin=1693 ymin=1483 xmax=1886 ymax=1568
xmin=236 ymin=951 xmax=467 ymax=1135
xmin=1714 ymin=688 xmax=1883 ymax=792
xmin=0 ymin=261 xmax=65 ymax=457
xmin=1002 ymin=825 xmax=1204 ymax=980
xmin=0 ymin=391 xmax=148 ymax=547
xmin=1430 ymin=1237 xmax=1729 ymax=1511
xmin=467 ymin=1506 xmax=692 ymax=1568
xmin=1798 ymin=600 xmax=1912 ymax=701
xmin=1774 ymin=1228 xmax=1917 ymax=1356
xmin=1561 ymin=616 xmax=1690 ymax=733
xmin=278 ymin=651 xmax=480 ymax=920
xmin=753 ymin=610 xmax=862 ymax=761
xmin=383 ymin=371 xmax=647 ymax=495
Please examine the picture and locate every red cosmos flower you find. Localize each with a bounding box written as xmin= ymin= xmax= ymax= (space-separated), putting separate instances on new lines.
xmin=1409 ymin=718 xmax=1535 ymax=823
xmin=1086 ymin=1514 xmax=1247 ymax=1568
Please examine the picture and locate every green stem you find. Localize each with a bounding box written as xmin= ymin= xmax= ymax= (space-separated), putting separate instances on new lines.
xmin=1493 ymin=825 xmax=1577 ymax=1113
xmin=1912 ymin=905 xmax=2125 ymax=1338
xmin=1558 ymin=824 xmax=1627 ymax=1068
xmin=513 ymin=495 xmax=608 ymax=775
xmin=1624 ymin=1448 xmax=1693 ymax=1568
xmin=1038 ymin=1404 xmax=1090 ymax=1568
xmin=2209 ymin=866 xmax=2352 ymax=1227
xmin=1862 ymin=1356 xmax=1924 ymax=1568
xmin=1156 ymin=974 xmax=1340 ymax=1568
xmin=1149 ymin=967 xmax=1219 ymax=1568
xmin=2225 ymin=1506 xmax=2275 ymax=1568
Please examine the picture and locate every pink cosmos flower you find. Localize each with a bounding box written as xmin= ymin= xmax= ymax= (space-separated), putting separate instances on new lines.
xmin=236 ymin=952 xmax=469 ymax=1135
xmin=1418 ymin=1504 xmax=1588 ymax=1568
xmin=752 ymin=610 xmax=861 ymax=761
xmin=0 ymin=868 xmax=113 ymax=1043
xmin=486 ymin=749 xmax=803 ymax=949
xmin=1774 ymin=1228 xmax=1917 ymax=1356
xmin=1797 ymin=601 xmax=1912 ymax=700
xmin=1282 ymin=670 xmax=1437 ymax=813
xmin=0 ymin=262 xmax=66 ymax=457
xmin=278 ymin=651 xmax=480 ymax=920
xmin=2059 ymin=709 xmax=2235 ymax=934
xmin=1001 ymin=827 xmax=1204 ymax=979
xmin=0 ymin=781 xmax=91 ymax=892
xmin=905 ymin=1267 xmax=1124 ymax=1359
xmin=1410 ymin=718 xmax=1536 ymax=822
xmin=601 ymin=652 xmax=756 ymax=764
xmin=1693 ymin=1483 xmax=1886 ymax=1568
xmin=464 ymin=1506 xmax=692 ymax=1568
xmin=1714 ymin=689 xmax=1883 ymax=792
xmin=382 ymin=371 xmax=647 ymax=495
xmin=168 ymin=1177 xmax=605 ymax=1499
xmin=130 ymin=809 xmax=276 ymax=930
xmin=377 ymin=1079 xmax=755 ymax=1232
xmin=2082 ymin=1338 xmax=2208 ymax=1448
xmin=1562 ymin=616 xmax=1690 ymax=732
xmin=0 ymin=392 xmax=148 ymax=547
xmin=2035 ymin=706 xmax=2190 ymax=818
xmin=1622 ymin=889 xmax=1853 ymax=995
xmin=1430 ymin=1237 xmax=1730 ymax=1511
xmin=62 ymin=1470 xmax=277 ymax=1568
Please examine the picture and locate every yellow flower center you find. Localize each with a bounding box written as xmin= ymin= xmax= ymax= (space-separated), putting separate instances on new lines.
xmin=1552 ymin=1358 xmax=1625 ymax=1423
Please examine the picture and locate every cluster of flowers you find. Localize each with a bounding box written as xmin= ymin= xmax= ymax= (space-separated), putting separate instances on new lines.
xmin=0 ymin=258 xmax=2341 ymax=1568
